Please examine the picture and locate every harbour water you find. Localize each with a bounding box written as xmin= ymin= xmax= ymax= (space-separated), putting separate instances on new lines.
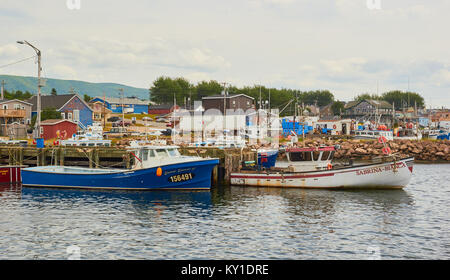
xmin=0 ymin=164 xmax=449 ymax=260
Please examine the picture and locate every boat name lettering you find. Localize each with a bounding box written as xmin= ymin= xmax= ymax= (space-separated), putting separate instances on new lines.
xmin=357 ymin=162 xmax=406 ymax=176
xmin=169 ymin=173 xmax=195 ymax=183
xmin=164 ymin=170 xmax=177 ymax=176
xmin=178 ymin=168 xmax=193 ymax=173
xmin=356 ymin=167 xmax=383 ymax=176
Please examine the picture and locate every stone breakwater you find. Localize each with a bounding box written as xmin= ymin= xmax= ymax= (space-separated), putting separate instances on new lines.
xmin=294 ymin=139 xmax=450 ymax=162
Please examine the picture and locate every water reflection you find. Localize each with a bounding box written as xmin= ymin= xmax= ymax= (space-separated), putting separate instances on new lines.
xmin=1 ymin=173 xmax=442 ymax=259
xmin=215 ymin=186 xmax=414 ymax=214
xmin=0 ymin=183 xmax=22 ymax=200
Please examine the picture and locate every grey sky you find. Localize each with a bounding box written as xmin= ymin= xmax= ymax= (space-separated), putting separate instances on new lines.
xmin=0 ymin=0 xmax=449 ymax=107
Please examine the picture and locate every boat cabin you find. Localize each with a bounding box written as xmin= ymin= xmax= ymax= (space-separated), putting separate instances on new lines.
xmin=129 ymin=142 xmax=185 ymax=169
xmin=285 ymin=146 xmax=336 ymax=172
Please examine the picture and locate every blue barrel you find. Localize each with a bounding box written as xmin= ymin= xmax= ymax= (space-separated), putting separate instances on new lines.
xmin=36 ymin=138 xmax=44 ymax=148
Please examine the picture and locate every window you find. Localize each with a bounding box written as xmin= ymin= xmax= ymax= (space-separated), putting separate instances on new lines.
xmin=14 ymin=104 xmax=20 ymax=110
xmin=167 ymin=149 xmax=178 ymax=157
xmin=141 ymin=149 xmax=148 ymax=161
xmin=2 ymin=105 xmax=7 ymax=109
xmin=61 ymin=112 xmax=66 ymax=119
xmin=148 ymin=150 xmax=155 ymax=157
xmin=73 ymin=110 xmax=80 ymax=121
xmin=322 ymin=151 xmax=331 ymax=160
xmin=313 ymin=151 xmax=320 ymax=161
xmin=289 ymin=152 xmax=312 ymax=162
xmin=156 ymin=149 xmax=167 ymax=157
xmin=68 ymin=112 xmax=73 ymax=120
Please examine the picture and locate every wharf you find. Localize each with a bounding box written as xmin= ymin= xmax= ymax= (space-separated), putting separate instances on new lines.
xmin=0 ymin=145 xmax=257 ymax=185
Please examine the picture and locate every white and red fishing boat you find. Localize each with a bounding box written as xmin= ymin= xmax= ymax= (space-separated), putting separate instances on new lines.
xmin=230 ymin=145 xmax=414 ymax=189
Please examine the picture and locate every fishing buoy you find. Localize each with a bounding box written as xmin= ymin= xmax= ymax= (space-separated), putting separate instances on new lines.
xmin=156 ymin=167 xmax=163 ymax=177
xmin=327 ymin=163 xmax=333 ymax=170
xmin=333 ymin=124 xmax=337 ymax=130
xmin=378 ymin=136 xmax=387 ymax=144
xmin=382 ymin=146 xmax=392 ymax=155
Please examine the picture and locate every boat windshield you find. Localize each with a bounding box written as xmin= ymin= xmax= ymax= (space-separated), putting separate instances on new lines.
xmin=156 ymin=149 xmax=168 ymax=157
xmin=167 ymin=148 xmax=180 ymax=157
xmin=289 ymin=150 xmax=334 ymax=162
xmin=289 ymin=152 xmax=312 ymax=161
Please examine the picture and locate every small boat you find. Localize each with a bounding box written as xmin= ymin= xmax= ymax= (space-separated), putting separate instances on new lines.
xmin=230 ymin=146 xmax=414 ymax=189
xmin=394 ymin=128 xmax=422 ymax=141
xmin=354 ymin=130 xmax=394 ymax=141
xmin=22 ymin=143 xmax=219 ymax=190
xmin=0 ymin=165 xmax=24 ymax=184
xmin=60 ymin=123 xmax=112 ymax=147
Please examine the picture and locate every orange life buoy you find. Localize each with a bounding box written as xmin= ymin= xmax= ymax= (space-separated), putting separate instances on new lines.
xmin=156 ymin=167 xmax=163 ymax=177
xmin=333 ymin=124 xmax=337 ymax=129
xmin=327 ymin=163 xmax=333 ymax=170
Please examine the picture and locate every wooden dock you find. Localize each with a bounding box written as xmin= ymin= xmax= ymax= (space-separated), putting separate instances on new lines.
xmin=0 ymin=145 xmax=257 ymax=185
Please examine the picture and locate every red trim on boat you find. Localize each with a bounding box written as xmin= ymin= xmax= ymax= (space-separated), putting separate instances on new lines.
xmin=286 ymin=146 xmax=335 ymax=153
xmin=230 ymin=172 xmax=335 ymax=180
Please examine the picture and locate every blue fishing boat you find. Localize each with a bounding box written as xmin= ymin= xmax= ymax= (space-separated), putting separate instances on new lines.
xmin=22 ymin=143 xmax=219 ymax=190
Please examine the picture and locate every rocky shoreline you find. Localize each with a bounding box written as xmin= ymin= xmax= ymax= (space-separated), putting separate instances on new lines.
xmin=295 ymin=139 xmax=450 ymax=162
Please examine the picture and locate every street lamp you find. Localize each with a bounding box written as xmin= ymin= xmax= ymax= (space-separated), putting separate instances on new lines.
xmin=17 ymin=40 xmax=42 ymax=139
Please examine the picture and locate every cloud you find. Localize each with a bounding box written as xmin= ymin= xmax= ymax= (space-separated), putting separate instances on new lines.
xmin=1 ymin=0 xmax=449 ymax=107
xmin=0 ymin=44 xmax=21 ymax=57
xmin=46 ymin=39 xmax=230 ymax=73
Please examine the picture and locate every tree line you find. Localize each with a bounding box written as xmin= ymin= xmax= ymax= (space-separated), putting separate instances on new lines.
xmin=149 ymin=76 xmax=334 ymax=115
xmin=1 ymin=89 xmax=33 ymax=100
xmin=150 ymin=76 xmax=426 ymax=116
xmin=353 ymin=91 xmax=425 ymax=110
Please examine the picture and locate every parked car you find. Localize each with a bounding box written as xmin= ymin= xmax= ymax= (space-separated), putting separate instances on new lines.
xmin=113 ymin=120 xmax=131 ymax=127
xmin=142 ymin=116 xmax=153 ymax=121
xmin=156 ymin=117 xmax=169 ymax=123
xmin=161 ymin=129 xmax=172 ymax=136
xmin=107 ymin=116 xmax=121 ymax=122
xmin=103 ymin=127 xmax=130 ymax=138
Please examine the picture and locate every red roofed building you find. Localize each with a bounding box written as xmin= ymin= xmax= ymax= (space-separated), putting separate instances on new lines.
xmin=40 ymin=119 xmax=78 ymax=140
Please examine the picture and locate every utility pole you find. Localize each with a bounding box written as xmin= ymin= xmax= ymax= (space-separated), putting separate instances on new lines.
xmin=1 ymin=80 xmax=5 ymax=100
xmin=119 ymin=88 xmax=125 ymax=131
xmin=221 ymin=82 xmax=227 ymax=139
xmin=17 ymin=40 xmax=42 ymax=138
xmin=102 ymin=91 xmax=106 ymax=128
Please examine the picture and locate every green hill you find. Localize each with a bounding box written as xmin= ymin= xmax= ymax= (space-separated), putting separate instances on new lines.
xmin=0 ymin=74 xmax=150 ymax=100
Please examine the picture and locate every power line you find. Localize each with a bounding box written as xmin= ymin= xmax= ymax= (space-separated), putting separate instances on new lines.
xmin=0 ymin=55 xmax=37 ymax=69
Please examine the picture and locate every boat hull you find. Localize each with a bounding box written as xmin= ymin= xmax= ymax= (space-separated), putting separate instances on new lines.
xmin=0 ymin=166 xmax=23 ymax=184
xmin=22 ymin=159 xmax=219 ymax=190
xmin=230 ymin=157 xmax=414 ymax=189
